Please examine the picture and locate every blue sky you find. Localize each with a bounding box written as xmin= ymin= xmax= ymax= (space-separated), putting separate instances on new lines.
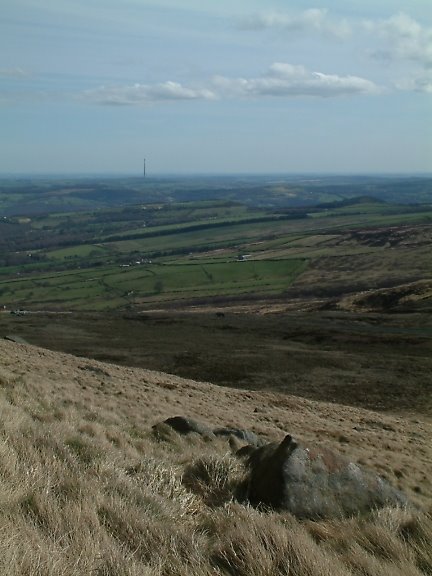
xmin=1 ymin=0 xmax=431 ymax=175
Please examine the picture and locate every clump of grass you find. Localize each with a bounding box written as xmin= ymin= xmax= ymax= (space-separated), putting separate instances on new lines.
xmin=305 ymin=507 xmax=432 ymax=576
xmin=206 ymin=504 xmax=345 ymax=576
xmin=98 ymin=501 xmax=206 ymax=570
xmin=182 ymin=453 xmax=245 ymax=507
xmin=65 ymin=435 xmax=102 ymax=465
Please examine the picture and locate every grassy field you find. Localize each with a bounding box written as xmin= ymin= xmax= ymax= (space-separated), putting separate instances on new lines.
xmin=0 ymin=259 xmax=307 ymax=310
xmin=1 ymin=190 xmax=431 ymax=311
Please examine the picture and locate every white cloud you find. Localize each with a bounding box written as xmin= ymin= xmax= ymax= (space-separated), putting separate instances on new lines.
xmin=83 ymin=81 xmax=217 ymax=105
xmin=239 ymin=9 xmax=351 ymax=39
xmin=237 ymin=10 xmax=432 ymax=93
xmin=213 ymin=63 xmax=379 ymax=98
xmin=83 ymin=64 xmax=378 ymax=106
xmin=364 ymin=12 xmax=432 ymax=68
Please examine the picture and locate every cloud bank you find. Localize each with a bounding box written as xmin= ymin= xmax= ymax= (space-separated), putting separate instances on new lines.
xmin=84 ymin=63 xmax=378 ymax=105
xmin=364 ymin=12 xmax=432 ymax=69
xmin=214 ymin=63 xmax=378 ymax=98
xmin=363 ymin=12 xmax=432 ymax=93
xmin=84 ymin=81 xmax=217 ymax=105
xmin=364 ymin=12 xmax=432 ymax=68
xmin=239 ymin=9 xmax=351 ymax=39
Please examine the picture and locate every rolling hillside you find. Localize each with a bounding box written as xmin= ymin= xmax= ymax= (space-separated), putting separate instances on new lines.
xmin=0 ymin=338 xmax=430 ymax=575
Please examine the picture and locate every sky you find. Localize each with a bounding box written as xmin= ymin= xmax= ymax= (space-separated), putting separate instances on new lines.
xmin=1 ymin=0 xmax=431 ymax=175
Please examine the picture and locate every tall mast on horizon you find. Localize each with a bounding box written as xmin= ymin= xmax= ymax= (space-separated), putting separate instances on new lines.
xmin=143 ymin=158 xmax=146 ymax=178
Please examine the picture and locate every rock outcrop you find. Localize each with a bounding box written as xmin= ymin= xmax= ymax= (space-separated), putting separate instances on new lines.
xmin=243 ymin=434 xmax=409 ymax=519
xmin=156 ymin=417 xmax=410 ymax=519
xmin=159 ymin=416 xmax=265 ymax=447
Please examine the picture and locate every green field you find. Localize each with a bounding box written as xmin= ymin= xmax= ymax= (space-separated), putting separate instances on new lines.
xmin=1 ymin=178 xmax=431 ymax=311
xmin=0 ymin=259 xmax=307 ymax=310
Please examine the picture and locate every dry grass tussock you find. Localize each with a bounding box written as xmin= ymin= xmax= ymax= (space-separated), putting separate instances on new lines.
xmin=0 ymin=339 xmax=431 ymax=575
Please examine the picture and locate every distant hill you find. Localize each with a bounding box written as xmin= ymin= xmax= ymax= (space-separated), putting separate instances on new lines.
xmin=1 ymin=174 xmax=431 ymax=215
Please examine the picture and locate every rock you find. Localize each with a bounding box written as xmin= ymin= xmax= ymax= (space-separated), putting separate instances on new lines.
xmin=228 ymin=436 xmax=261 ymax=458
xmin=162 ymin=416 xmax=215 ymax=438
xmin=244 ymin=434 xmax=409 ymax=519
xmin=234 ymin=443 xmax=257 ymax=459
xmin=213 ymin=427 xmax=265 ymax=447
xmin=159 ymin=417 xmax=265 ymax=446
xmin=152 ymin=422 xmax=182 ymax=442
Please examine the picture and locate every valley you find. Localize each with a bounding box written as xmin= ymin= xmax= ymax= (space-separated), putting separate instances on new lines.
xmin=1 ymin=174 xmax=431 ymax=416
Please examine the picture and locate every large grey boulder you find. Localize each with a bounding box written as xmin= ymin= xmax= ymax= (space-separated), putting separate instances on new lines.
xmin=244 ymin=434 xmax=408 ymax=519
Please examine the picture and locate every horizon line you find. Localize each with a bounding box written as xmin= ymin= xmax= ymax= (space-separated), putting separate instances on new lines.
xmin=1 ymin=171 xmax=431 ymax=179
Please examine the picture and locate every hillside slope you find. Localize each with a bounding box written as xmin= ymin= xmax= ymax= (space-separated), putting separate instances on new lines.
xmin=0 ymin=339 xmax=431 ymax=575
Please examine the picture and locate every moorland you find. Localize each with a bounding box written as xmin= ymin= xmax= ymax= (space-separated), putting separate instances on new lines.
xmin=1 ymin=173 xmax=432 ymax=575
xmin=1 ymin=336 xmax=431 ymax=575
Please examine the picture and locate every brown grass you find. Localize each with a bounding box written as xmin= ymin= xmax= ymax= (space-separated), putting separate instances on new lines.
xmin=0 ymin=339 xmax=431 ymax=575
